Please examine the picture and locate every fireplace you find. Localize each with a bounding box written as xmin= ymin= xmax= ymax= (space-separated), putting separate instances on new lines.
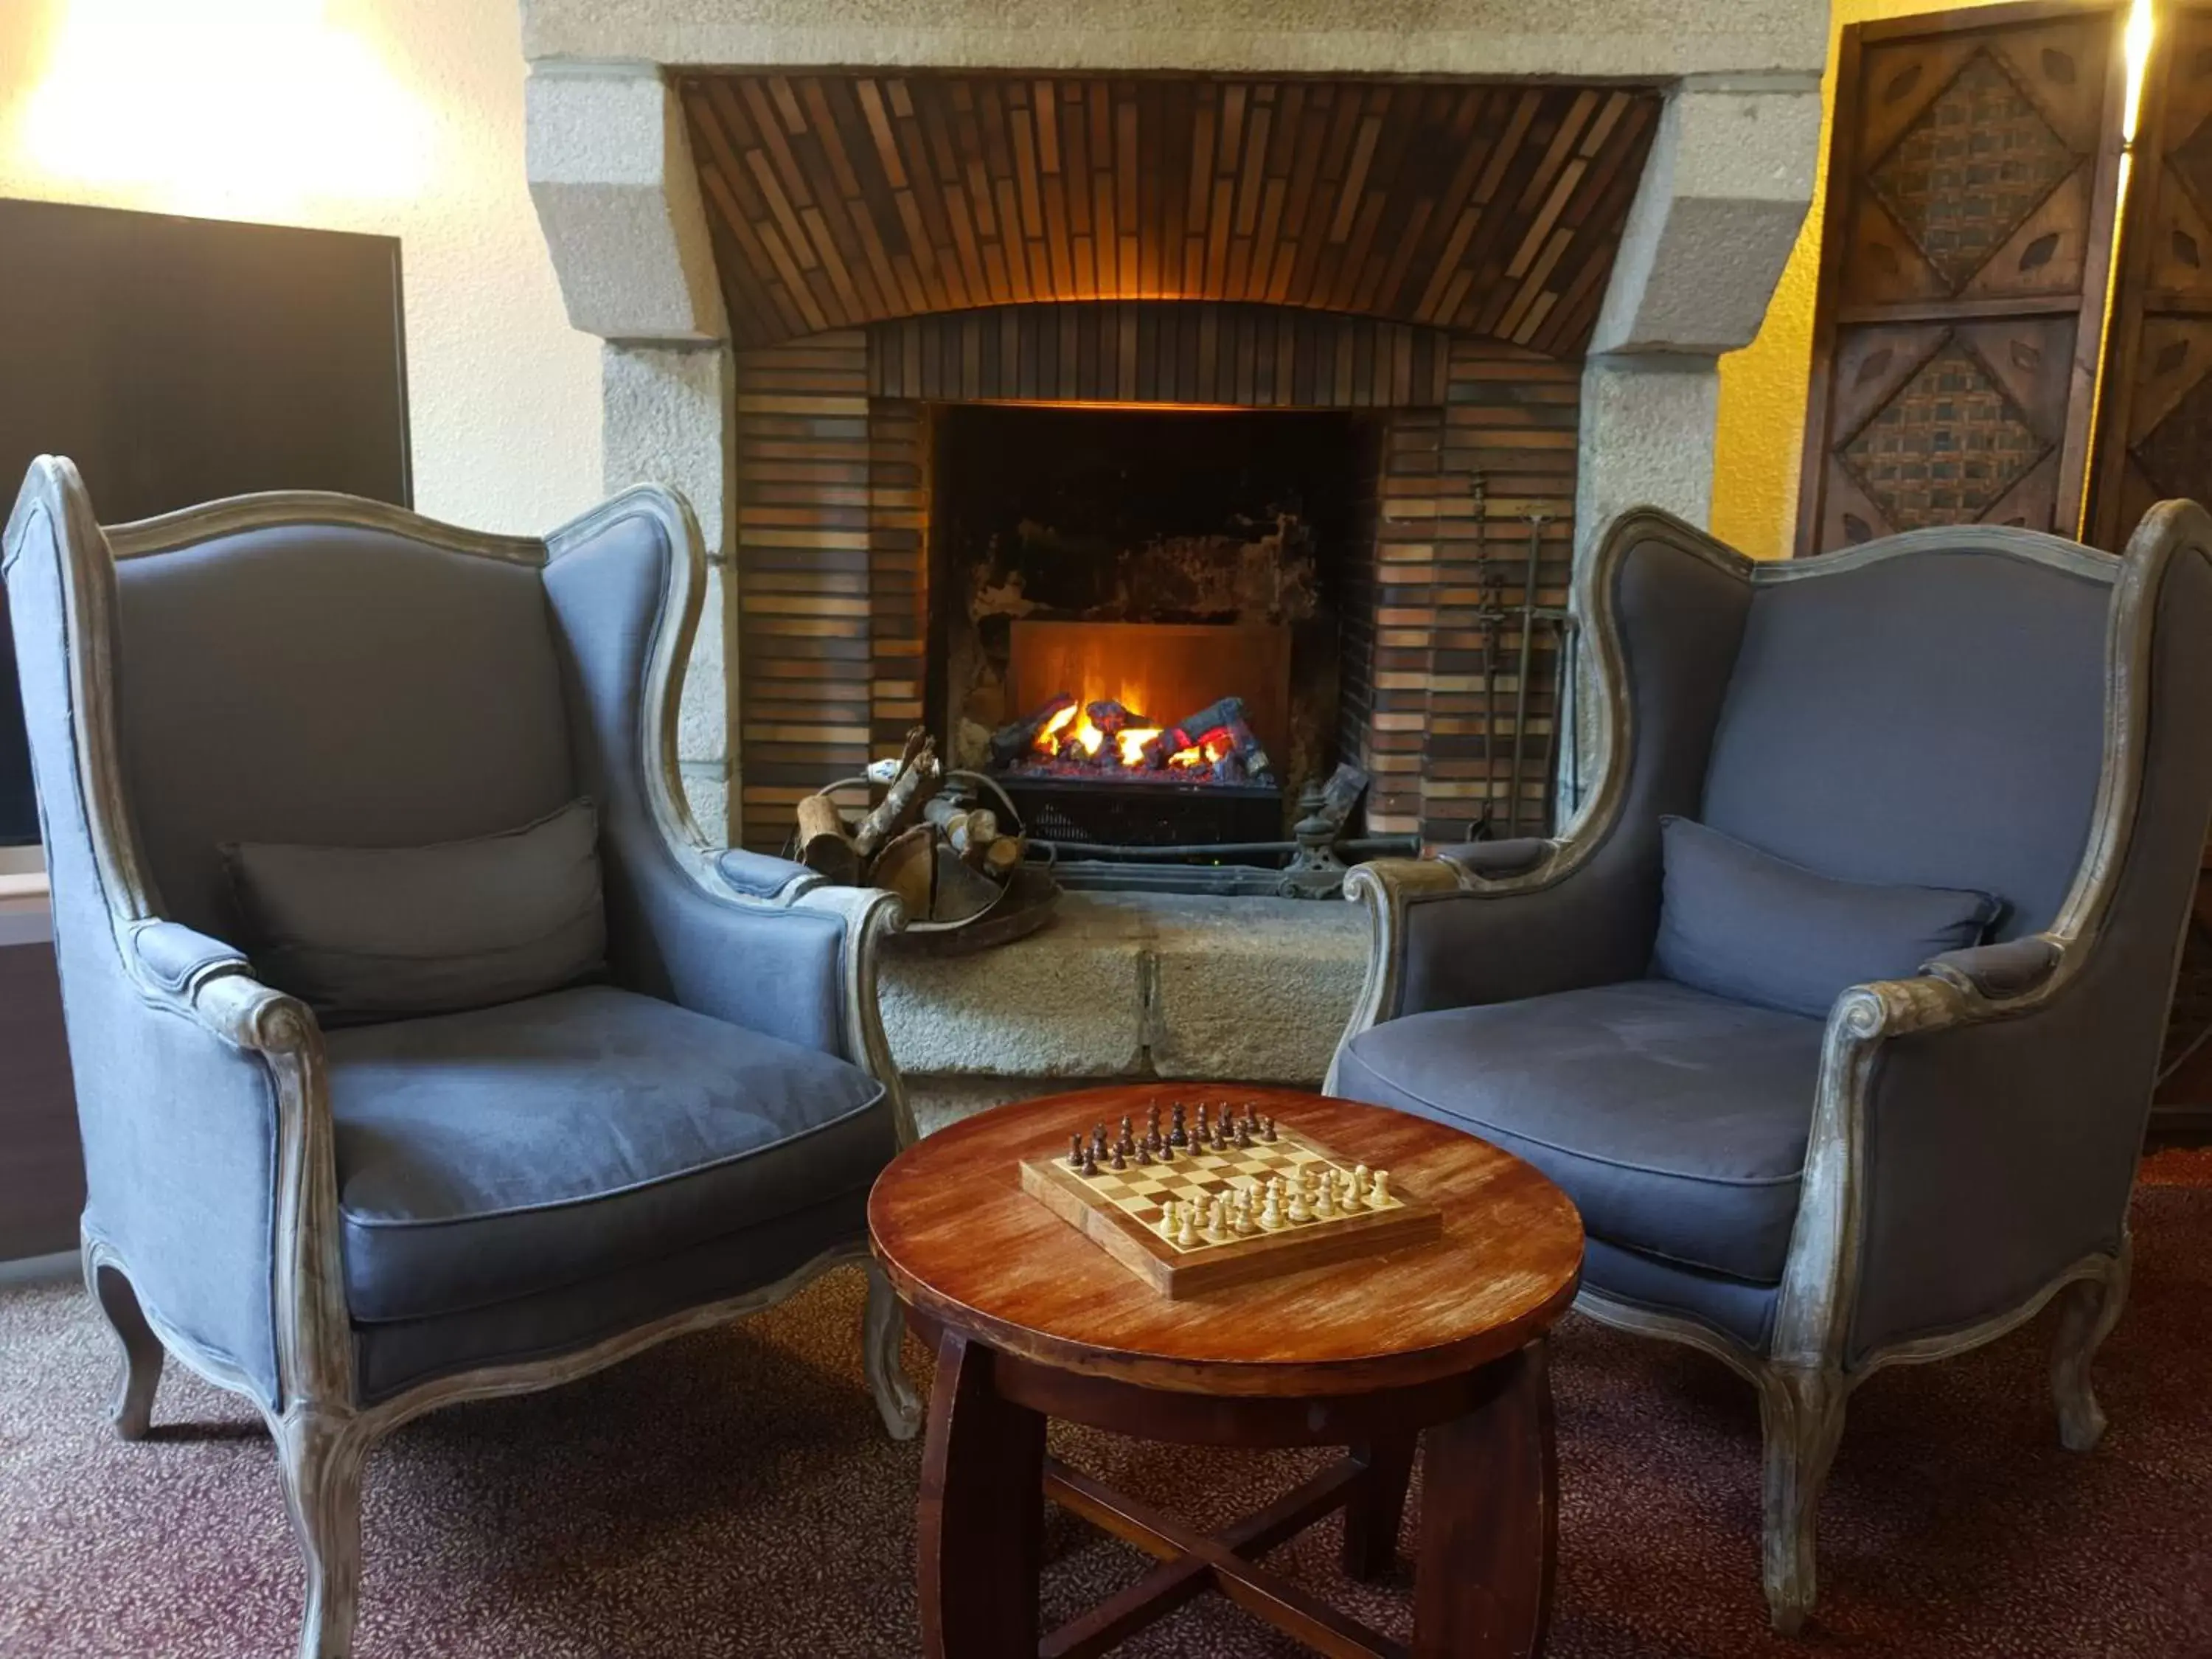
xmin=928 ymin=403 xmax=1372 ymax=846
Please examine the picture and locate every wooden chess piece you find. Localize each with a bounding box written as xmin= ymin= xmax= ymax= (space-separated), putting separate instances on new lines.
xmin=1157 ymin=1202 xmax=1179 ymax=1240
xmin=1146 ymin=1103 xmax=1163 ymax=1151
xmin=1196 ymin=1103 xmax=1211 ymax=1141
xmin=1080 ymin=1147 xmax=1098 ymax=1178
xmin=1068 ymin=1133 xmax=1084 ymax=1169
xmin=1136 ymin=1144 xmax=1154 ymax=1166
xmin=1372 ymin=1169 xmax=1391 ymax=1204
xmin=1262 ymin=1116 xmax=1277 ymax=1142
xmin=1110 ymin=1144 xmax=1126 ymax=1171
xmin=1169 ymin=1103 xmax=1187 ymax=1147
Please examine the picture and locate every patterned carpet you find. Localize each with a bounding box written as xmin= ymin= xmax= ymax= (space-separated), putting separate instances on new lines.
xmin=2 ymin=1161 xmax=2208 ymax=1658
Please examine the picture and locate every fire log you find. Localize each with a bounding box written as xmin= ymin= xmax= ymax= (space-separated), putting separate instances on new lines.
xmin=1084 ymin=700 xmax=1149 ymax=737
xmin=795 ymin=793 xmax=860 ymax=885
xmin=869 ymin=823 xmax=937 ymax=918
xmin=854 ymin=738 xmax=943 ymax=859
xmin=989 ymin=694 xmax=1077 ymax=768
xmin=982 ymin=834 xmax=1024 ymax=879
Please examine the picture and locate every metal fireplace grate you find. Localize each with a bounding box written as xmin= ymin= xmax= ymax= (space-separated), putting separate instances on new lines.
xmin=992 ymin=774 xmax=1281 ymax=847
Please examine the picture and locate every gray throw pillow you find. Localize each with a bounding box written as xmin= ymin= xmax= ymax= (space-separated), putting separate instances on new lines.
xmin=222 ymin=799 xmax=606 ymax=1023
xmin=1652 ymin=815 xmax=2000 ymax=1020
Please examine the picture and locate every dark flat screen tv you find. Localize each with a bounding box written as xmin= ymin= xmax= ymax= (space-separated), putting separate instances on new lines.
xmin=0 ymin=198 xmax=410 ymax=847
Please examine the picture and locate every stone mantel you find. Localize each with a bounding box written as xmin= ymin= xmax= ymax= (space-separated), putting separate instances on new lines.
xmin=520 ymin=0 xmax=1823 ymax=83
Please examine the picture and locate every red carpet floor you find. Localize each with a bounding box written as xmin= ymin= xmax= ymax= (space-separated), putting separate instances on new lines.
xmin=1 ymin=1166 xmax=2207 ymax=1658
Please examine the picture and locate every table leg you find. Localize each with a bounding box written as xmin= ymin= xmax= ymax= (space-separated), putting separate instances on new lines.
xmin=1341 ymin=1433 xmax=1417 ymax=1581
xmin=1412 ymin=1342 xmax=1556 ymax=1659
xmin=919 ymin=1328 xmax=1046 ymax=1659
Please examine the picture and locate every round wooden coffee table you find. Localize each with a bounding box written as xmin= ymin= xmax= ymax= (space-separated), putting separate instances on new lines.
xmin=869 ymin=1083 xmax=1584 ymax=1659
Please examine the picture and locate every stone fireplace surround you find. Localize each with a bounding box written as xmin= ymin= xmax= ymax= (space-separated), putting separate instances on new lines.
xmin=519 ymin=0 xmax=1825 ymax=1100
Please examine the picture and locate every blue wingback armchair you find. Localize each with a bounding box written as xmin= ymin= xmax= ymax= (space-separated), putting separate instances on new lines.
xmin=1329 ymin=504 xmax=2212 ymax=1632
xmin=1 ymin=457 xmax=921 ymax=1659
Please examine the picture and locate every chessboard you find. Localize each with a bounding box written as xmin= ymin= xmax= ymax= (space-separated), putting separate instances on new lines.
xmin=1018 ymin=1101 xmax=1443 ymax=1297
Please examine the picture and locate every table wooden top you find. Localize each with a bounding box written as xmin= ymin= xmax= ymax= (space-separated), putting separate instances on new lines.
xmin=869 ymin=1084 xmax=1584 ymax=1397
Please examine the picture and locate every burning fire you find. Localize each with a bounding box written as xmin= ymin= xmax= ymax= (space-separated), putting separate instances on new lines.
xmin=994 ymin=690 xmax=1271 ymax=787
xmin=1032 ymin=700 xmax=1225 ymax=771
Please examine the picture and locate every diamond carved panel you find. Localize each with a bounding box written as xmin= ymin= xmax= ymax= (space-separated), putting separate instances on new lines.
xmin=1843 ymin=338 xmax=2051 ymax=529
xmin=2168 ymin=109 xmax=2212 ymax=225
xmin=2132 ymin=367 xmax=2212 ymax=499
xmin=1868 ymin=52 xmax=2079 ymax=291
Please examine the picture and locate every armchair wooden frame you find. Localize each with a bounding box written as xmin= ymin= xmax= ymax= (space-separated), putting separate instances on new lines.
xmin=1326 ymin=501 xmax=2210 ymax=1633
xmin=3 ymin=458 xmax=922 ymax=1659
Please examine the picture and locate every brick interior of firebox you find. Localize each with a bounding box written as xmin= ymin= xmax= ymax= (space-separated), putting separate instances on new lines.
xmin=931 ymin=403 xmax=1377 ymax=844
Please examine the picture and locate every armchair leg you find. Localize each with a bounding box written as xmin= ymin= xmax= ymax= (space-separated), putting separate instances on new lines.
xmin=272 ymin=1408 xmax=369 ymax=1659
xmin=1756 ymin=1362 xmax=1849 ymax=1636
xmin=863 ymin=1258 xmax=924 ymax=1441
xmin=2052 ymin=1239 xmax=2132 ymax=1453
xmin=81 ymin=1239 xmax=164 ymax=1441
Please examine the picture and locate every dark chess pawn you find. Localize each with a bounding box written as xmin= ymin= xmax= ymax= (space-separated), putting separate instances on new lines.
xmin=1068 ymin=1133 xmax=1085 ymax=1169
xmin=1146 ymin=1103 xmax=1164 ymax=1151
xmin=1235 ymin=1125 xmax=1253 ymax=1150
xmin=1081 ymin=1147 xmax=1099 ymax=1178
xmin=1196 ymin=1103 xmax=1212 ymax=1143
xmin=1110 ymin=1144 xmax=1127 ymax=1171
xmin=1093 ymin=1123 xmax=1110 ymax=1155
xmin=1169 ymin=1103 xmax=1188 ymax=1147
xmin=1262 ymin=1116 xmax=1278 ymax=1142
xmin=1137 ymin=1144 xmax=1154 ymax=1166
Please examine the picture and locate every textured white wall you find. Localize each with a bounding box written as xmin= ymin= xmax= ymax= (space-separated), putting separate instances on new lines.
xmin=0 ymin=0 xmax=602 ymax=536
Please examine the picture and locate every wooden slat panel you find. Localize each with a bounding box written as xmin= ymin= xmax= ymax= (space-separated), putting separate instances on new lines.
xmin=678 ymin=72 xmax=1660 ymax=355
xmin=865 ymin=302 xmax=1452 ymax=408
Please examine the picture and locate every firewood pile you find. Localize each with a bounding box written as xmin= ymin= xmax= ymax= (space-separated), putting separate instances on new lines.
xmin=793 ymin=728 xmax=1029 ymax=925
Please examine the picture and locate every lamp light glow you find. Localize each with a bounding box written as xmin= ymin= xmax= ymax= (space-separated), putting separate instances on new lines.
xmin=21 ymin=0 xmax=432 ymax=211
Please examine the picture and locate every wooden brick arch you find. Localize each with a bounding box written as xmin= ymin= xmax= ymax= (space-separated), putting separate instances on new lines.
xmin=676 ymin=72 xmax=1662 ymax=354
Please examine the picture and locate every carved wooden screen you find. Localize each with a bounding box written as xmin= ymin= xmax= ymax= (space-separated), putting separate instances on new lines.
xmin=1797 ymin=4 xmax=2128 ymax=555
xmin=2087 ymin=7 xmax=2212 ymax=550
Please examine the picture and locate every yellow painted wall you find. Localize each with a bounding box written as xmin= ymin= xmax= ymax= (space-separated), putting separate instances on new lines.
xmin=1711 ymin=0 xmax=2027 ymax=559
xmin=0 ymin=0 xmax=602 ymax=535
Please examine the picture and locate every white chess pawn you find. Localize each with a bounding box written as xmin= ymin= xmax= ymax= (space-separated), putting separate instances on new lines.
xmin=1372 ymin=1169 xmax=1391 ymax=1206
xmin=1287 ymin=1183 xmax=1311 ymax=1223
xmin=1175 ymin=1204 xmax=1200 ymax=1248
xmin=1232 ymin=1195 xmax=1256 ymax=1237
xmin=1260 ymin=1186 xmax=1284 ymax=1231
xmin=1315 ymin=1180 xmax=1336 ymax=1220
xmin=1208 ymin=1195 xmax=1228 ymax=1239
xmin=1158 ymin=1201 xmax=1179 ymax=1240
xmin=1353 ymin=1164 xmax=1371 ymax=1200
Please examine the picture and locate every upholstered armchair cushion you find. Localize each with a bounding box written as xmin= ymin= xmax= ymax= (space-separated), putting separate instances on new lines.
xmin=223 ymin=799 xmax=607 ymax=1023
xmin=1652 ymin=815 xmax=2000 ymax=1018
xmin=327 ymin=985 xmax=892 ymax=1323
xmin=1334 ymin=978 xmax=1826 ymax=1282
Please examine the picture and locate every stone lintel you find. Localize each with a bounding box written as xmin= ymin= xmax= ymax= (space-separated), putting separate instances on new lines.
xmin=521 ymin=0 xmax=1829 ymax=83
